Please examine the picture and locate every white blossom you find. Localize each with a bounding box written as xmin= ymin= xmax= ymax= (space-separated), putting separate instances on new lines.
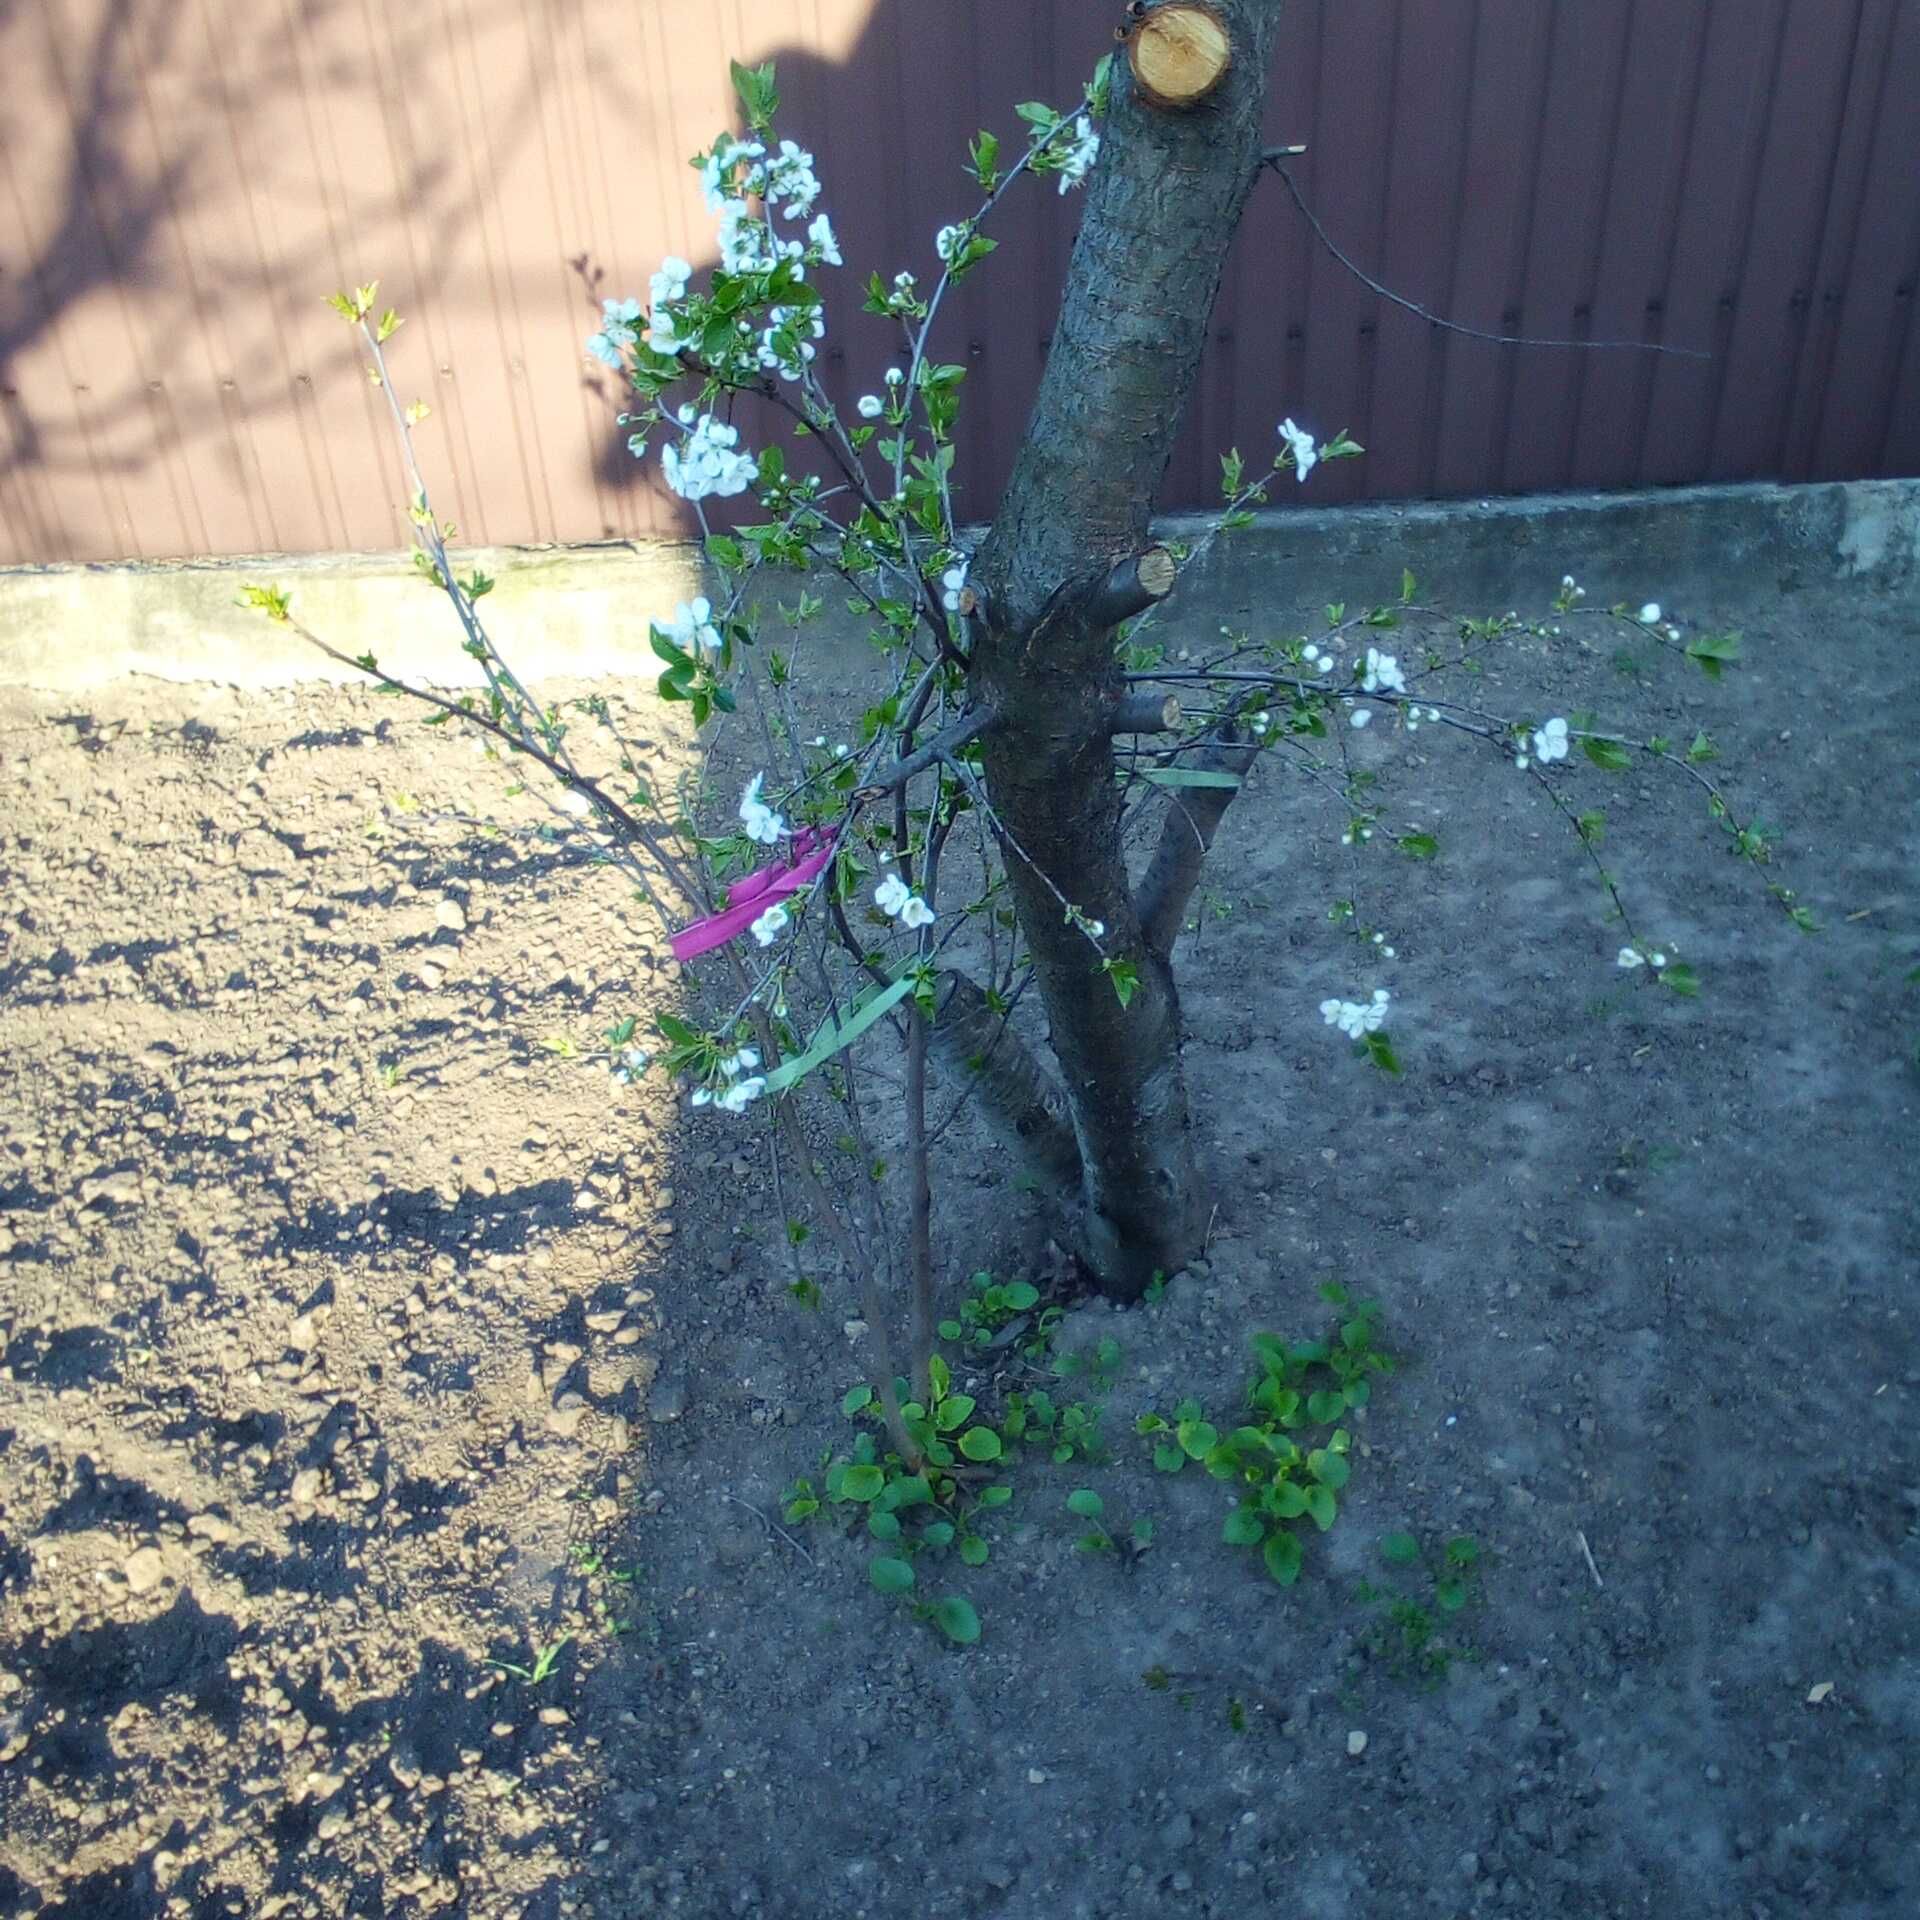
xmin=664 ymin=596 xmax=721 ymax=653
xmin=646 ymin=308 xmax=690 ymax=355
xmin=1362 ymin=647 xmax=1407 ymax=695
xmin=1056 ymin=115 xmax=1100 ymax=192
xmin=1279 ymin=417 xmax=1319 ymax=483
xmin=1638 ymin=602 xmax=1662 ymax=625
xmin=662 ymin=414 xmax=756 ymax=502
xmin=750 ymin=903 xmax=789 ymax=947
xmin=1532 ymin=716 xmax=1570 ymax=763
xmin=885 ymin=365 xmax=905 ymax=386
xmin=1320 ymin=988 xmax=1391 ymax=1039
xmin=717 ymin=197 xmax=775 ymax=273
xmin=626 ymin=433 xmax=648 ymax=460
xmin=718 ymin=1076 xmax=765 ymax=1113
xmin=942 ymin=562 xmax=970 ymax=613
xmin=768 ymin=140 xmax=822 ymax=220
xmin=649 ymin=256 xmax=691 ymax=309
xmin=874 ymin=872 xmax=934 ymax=929
xmin=1617 ymin=947 xmax=1643 ymax=969
xmin=586 ymin=296 xmax=641 ymax=368
xmin=857 ymin=394 xmax=884 ymax=419
xmin=1301 ymin=643 xmax=1333 ymax=674
xmin=739 ymin=775 xmax=784 ymax=846
xmin=935 ymin=223 xmax=968 ymax=266
xmin=1350 ymin=706 xmax=1371 ymax=729
xmin=806 ymin=212 xmax=842 ymax=265
xmin=558 ymin=789 xmax=592 ymax=818
xmin=699 ymin=135 xmax=765 ymax=213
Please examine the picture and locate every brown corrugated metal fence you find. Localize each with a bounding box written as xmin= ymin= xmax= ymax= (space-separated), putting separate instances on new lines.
xmin=1 ymin=0 xmax=1915 ymax=566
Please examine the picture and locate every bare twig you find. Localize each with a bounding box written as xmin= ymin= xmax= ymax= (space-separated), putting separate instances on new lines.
xmin=1576 ymin=1528 xmax=1605 ymax=1591
xmin=857 ymin=708 xmax=997 ymax=798
xmin=720 ymin=1492 xmax=814 ymax=1565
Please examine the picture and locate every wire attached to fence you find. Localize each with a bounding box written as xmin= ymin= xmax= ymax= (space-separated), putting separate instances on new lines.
xmin=1262 ymin=152 xmax=1712 ymax=364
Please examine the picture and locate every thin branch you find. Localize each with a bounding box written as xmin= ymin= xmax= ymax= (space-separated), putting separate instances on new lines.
xmin=285 ymin=614 xmax=702 ymax=911
xmin=1261 ymin=157 xmax=1712 ymax=362
xmin=857 ymin=707 xmax=997 ymax=798
xmin=1136 ymin=722 xmax=1261 ymax=957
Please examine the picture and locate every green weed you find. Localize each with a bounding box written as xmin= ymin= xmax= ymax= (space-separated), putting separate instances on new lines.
xmin=1137 ymin=1283 xmax=1393 ymax=1588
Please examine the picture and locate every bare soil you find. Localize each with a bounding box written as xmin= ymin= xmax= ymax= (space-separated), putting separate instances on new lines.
xmin=1 ymin=574 xmax=1916 ymax=1920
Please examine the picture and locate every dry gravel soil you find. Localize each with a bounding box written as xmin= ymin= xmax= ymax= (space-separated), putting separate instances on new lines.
xmin=1 ymin=570 xmax=1917 ymax=1920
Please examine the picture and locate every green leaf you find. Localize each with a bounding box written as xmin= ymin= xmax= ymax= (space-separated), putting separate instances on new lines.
xmin=958 ymin=1427 xmax=1003 ymax=1462
xmin=1380 ymin=1530 xmax=1420 ymax=1565
xmin=1104 ymin=956 xmax=1140 ymax=1009
xmin=1177 ymin=1418 xmax=1219 ymax=1461
xmin=881 ymin=1474 xmax=932 ymax=1511
xmin=1685 ymin=729 xmax=1719 ymax=765
xmin=1397 ymin=832 xmax=1439 ymax=861
xmin=920 ymin=1520 xmax=956 ymax=1549
xmin=968 ymin=128 xmax=1000 ymax=187
xmin=1445 ymin=1534 xmax=1480 ymax=1567
xmin=1435 ymin=1576 xmax=1468 ymax=1613
xmin=1066 ymin=1489 xmax=1105 ymax=1519
xmin=975 ymin=1485 xmax=1013 ymax=1510
xmin=1401 ymin=568 xmax=1418 ymax=603
xmin=1223 ymin=1507 xmax=1267 ymax=1547
xmin=1262 ymin=1530 xmax=1304 ymax=1587
xmin=1362 ymin=1031 xmax=1403 ymax=1076
xmin=928 ymin=1352 xmax=951 ymax=1402
xmin=1153 ymin=1444 xmax=1187 ymax=1474
xmin=1268 ymin=1482 xmax=1309 ymax=1521
xmin=935 ymin=1394 xmax=977 ymax=1432
xmin=840 ymin=1465 xmax=885 ymax=1503
xmin=1307 ymin=1389 xmax=1346 ymax=1424
xmin=867 ymin=1511 xmax=902 ymax=1541
xmin=1659 ymin=962 xmax=1701 ymax=997
xmin=1305 ymin=1485 xmax=1338 ymax=1531
xmin=1582 ymin=736 xmax=1634 ymax=773
xmin=1308 ymin=1449 xmax=1351 ymax=1490
xmin=841 ymin=1384 xmax=873 ymax=1417
xmin=1684 ymin=630 xmax=1743 ymax=679
xmin=869 ymin=1555 xmax=915 ymax=1594
xmin=931 ymin=1595 xmax=981 ymax=1645
xmin=1004 ymin=1282 xmax=1040 ymax=1311
xmin=959 ymin=1535 xmax=990 ymax=1567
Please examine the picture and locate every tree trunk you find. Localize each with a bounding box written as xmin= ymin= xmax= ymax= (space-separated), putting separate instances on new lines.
xmin=969 ymin=0 xmax=1285 ymax=1297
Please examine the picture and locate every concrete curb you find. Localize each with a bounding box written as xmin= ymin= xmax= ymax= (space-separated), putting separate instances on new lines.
xmin=2 ymin=478 xmax=1912 ymax=693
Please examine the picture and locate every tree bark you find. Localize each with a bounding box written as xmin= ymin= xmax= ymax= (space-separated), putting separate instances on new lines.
xmin=969 ymin=0 xmax=1285 ymax=1296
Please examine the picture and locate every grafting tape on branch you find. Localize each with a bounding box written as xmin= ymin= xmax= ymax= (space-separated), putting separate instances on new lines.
xmin=1126 ymin=2 xmax=1233 ymax=112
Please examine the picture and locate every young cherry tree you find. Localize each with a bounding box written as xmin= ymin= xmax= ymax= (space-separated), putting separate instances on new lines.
xmin=274 ymin=2 xmax=1808 ymax=1446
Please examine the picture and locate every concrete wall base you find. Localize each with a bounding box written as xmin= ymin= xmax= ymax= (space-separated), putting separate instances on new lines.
xmin=2 ymin=479 xmax=1912 ymax=693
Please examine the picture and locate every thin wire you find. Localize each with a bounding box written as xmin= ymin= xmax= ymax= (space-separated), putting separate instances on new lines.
xmin=1265 ymin=158 xmax=1712 ymax=364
